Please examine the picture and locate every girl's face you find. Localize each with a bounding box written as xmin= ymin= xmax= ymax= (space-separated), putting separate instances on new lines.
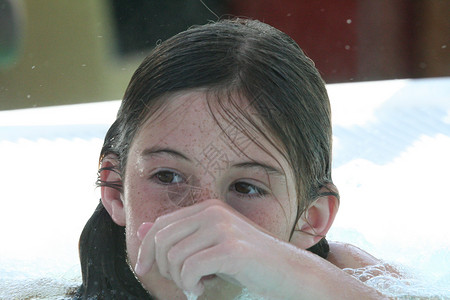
xmin=122 ymin=91 xmax=298 ymax=298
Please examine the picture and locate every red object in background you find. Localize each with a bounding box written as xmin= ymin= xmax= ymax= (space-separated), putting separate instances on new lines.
xmin=231 ymin=0 xmax=358 ymax=82
xmin=231 ymin=0 xmax=450 ymax=83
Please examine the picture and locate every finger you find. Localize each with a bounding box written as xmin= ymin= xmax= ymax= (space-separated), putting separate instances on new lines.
xmin=167 ymin=227 xmax=218 ymax=290
xmin=135 ymin=199 xmax=224 ymax=276
xmin=180 ymin=242 xmax=246 ymax=293
xmin=155 ymin=198 xmax=224 ymax=229
xmin=135 ymin=217 xmax=196 ymax=277
xmin=154 ymin=219 xmax=200 ymax=280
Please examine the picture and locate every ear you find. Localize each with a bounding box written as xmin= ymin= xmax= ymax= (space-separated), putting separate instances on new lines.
xmin=290 ymin=189 xmax=339 ymax=250
xmin=100 ymin=154 xmax=126 ymax=226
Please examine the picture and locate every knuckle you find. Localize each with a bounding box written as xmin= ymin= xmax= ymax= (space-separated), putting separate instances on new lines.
xmin=213 ymin=223 xmax=233 ymax=241
xmin=154 ymin=214 xmax=167 ymax=225
xmin=225 ymin=238 xmax=247 ymax=255
xmin=181 ymin=256 xmax=196 ymax=278
xmin=203 ymin=203 xmax=227 ymax=220
xmin=222 ymin=239 xmax=235 ymax=253
xmin=154 ymin=230 xmax=165 ymax=245
xmin=167 ymin=248 xmax=181 ymax=265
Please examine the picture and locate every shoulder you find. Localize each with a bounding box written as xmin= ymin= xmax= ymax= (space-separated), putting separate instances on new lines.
xmin=326 ymin=241 xmax=381 ymax=269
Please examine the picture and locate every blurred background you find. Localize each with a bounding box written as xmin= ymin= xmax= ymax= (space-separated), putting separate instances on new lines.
xmin=0 ymin=0 xmax=449 ymax=110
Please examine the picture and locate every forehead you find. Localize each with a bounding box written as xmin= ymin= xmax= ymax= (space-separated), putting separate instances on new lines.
xmin=137 ymin=91 xmax=226 ymax=146
xmin=130 ymin=90 xmax=290 ymax=172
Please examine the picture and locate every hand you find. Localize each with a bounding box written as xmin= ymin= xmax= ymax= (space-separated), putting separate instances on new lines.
xmin=133 ymin=199 xmax=387 ymax=299
xmin=134 ymin=199 xmax=292 ymax=297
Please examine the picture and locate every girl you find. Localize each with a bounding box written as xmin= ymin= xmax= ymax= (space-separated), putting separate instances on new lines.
xmin=76 ymin=19 xmax=386 ymax=299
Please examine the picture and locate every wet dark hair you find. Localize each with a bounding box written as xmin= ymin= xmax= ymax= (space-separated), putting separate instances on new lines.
xmin=76 ymin=18 xmax=337 ymax=299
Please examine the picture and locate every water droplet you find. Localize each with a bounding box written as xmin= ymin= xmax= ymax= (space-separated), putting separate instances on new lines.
xmin=27 ymin=94 xmax=31 ymax=99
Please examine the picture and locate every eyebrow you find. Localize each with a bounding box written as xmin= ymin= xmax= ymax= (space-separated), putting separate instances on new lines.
xmin=140 ymin=147 xmax=192 ymax=162
xmin=231 ymin=161 xmax=285 ymax=177
xmin=141 ymin=147 xmax=284 ymax=177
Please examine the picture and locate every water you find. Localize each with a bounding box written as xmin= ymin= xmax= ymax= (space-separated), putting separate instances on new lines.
xmin=344 ymin=264 xmax=450 ymax=299
xmin=1 ymin=78 xmax=449 ymax=299
xmin=183 ymin=288 xmax=273 ymax=300
xmin=184 ymin=291 xmax=198 ymax=300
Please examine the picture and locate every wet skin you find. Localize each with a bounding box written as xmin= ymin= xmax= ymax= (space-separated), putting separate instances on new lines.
xmin=119 ymin=91 xmax=298 ymax=299
xmin=103 ymin=90 xmax=384 ymax=299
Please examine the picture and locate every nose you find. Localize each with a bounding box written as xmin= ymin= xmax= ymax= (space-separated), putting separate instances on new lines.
xmin=191 ymin=186 xmax=219 ymax=204
xmin=167 ymin=184 xmax=220 ymax=207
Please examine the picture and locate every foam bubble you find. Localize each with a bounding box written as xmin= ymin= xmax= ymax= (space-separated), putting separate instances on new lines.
xmin=344 ymin=263 xmax=450 ymax=299
xmin=0 ymin=276 xmax=78 ymax=299
xmin=234 ymin=288 xmax=268 ymax=300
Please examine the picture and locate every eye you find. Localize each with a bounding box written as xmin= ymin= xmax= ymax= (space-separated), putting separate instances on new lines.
xmin=153 ymin=170 xmax=184 ymax=184
xmin=231 ymin=181 xmax=268 ymax=197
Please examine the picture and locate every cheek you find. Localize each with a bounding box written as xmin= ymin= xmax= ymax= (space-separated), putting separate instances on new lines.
xmin=230 ymin=199 xmax=294 ymax=240
xmin=122 ymin=178 xmax=180 ymax=264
